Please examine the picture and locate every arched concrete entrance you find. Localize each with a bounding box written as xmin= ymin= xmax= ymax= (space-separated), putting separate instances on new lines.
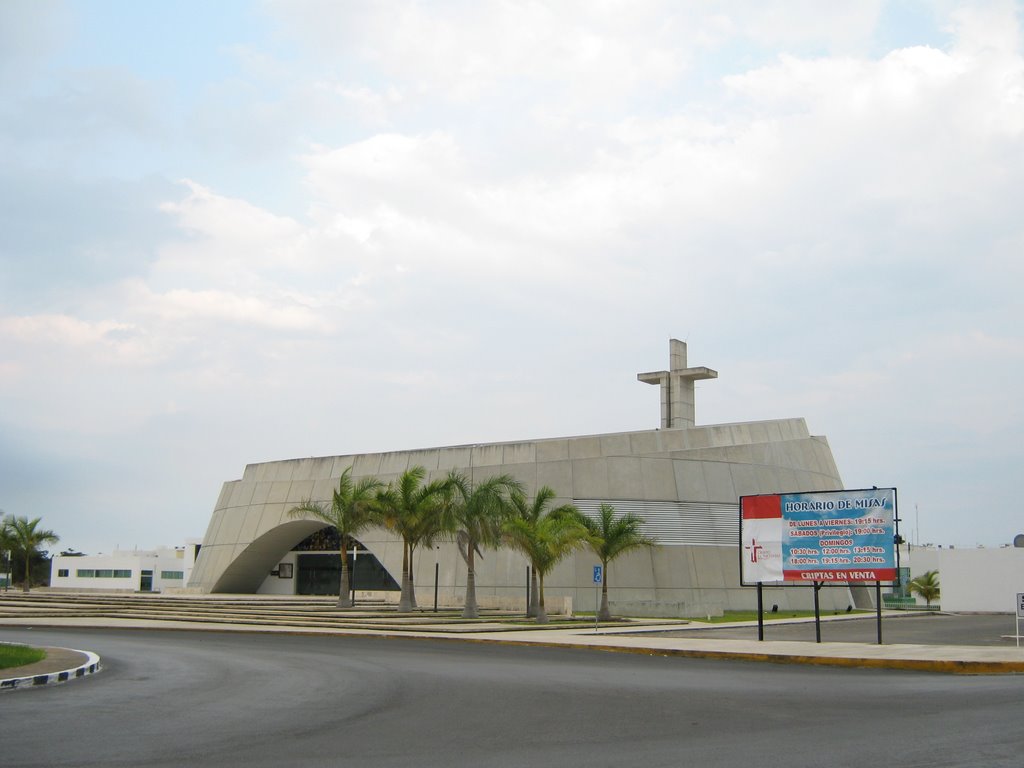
xmin=210 ymin=520 xmax=404 ymax=595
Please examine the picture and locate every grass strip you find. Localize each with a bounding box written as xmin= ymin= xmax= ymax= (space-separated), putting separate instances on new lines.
xmin=0 ymin=643 xmax=47 ymax=670
xmin=692 ymin=609 xmax=871 ymax=623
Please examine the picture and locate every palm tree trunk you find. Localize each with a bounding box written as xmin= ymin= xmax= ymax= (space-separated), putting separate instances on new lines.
xmin=337 ymin=540 xmax=353 ymax=609
xmin=22 ymin=553 xmax=31 ymax=593
xmin=463 ymin=544 xmax=479 ymax=619
xmin=409 ymin=543 xmax=418 ymax=609
xmin=598 ymin=560 xmax=611 ymax=622
xmin=399 ymin=539 xmax=413 ymax=612
xmin=528 ymin=566 xmax=539 ymax=618
xmin=536 ymin=571 xmax=548 ymax=624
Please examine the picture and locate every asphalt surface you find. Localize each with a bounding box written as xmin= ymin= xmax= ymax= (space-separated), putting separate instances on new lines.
xmin=640 ymin=612 xmax=1021 ymax=645
xmin=2 ymin=627 xmax=1023 ymax=768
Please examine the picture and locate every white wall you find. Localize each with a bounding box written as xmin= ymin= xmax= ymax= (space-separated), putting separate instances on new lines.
xmin=935 ymin=548 xmax=1024 ymax=612
xmin=257 ymin=551 xmax=298 ymax=595
xmin=904 ymin=545 xmax=1024 ymax=612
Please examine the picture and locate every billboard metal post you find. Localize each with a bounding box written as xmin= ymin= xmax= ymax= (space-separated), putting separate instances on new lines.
xmin=813 ymin=582 xmax=822 ymax=643
xmin=875 ymin=581 xmax=883 ymax=644
xmin=757 ymin=582 xmax=764 ymax=641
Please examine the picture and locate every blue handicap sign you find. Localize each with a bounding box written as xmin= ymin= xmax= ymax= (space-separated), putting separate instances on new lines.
xmin=593 ymin=565 xmax=603 ymax=584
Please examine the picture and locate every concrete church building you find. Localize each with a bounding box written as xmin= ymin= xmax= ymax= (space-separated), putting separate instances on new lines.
xmin=188 ymin=341 xmax=855 ymax=617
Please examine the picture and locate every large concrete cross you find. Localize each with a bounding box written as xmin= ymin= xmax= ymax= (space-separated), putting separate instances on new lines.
xmin=637 ymin=339 xmax=717 ymax=428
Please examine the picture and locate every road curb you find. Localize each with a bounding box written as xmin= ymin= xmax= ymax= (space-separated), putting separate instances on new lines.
xmin=1 ymin=647 xmax=102 ymax=691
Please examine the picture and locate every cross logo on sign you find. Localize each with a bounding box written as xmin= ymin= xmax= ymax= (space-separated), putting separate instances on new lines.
xmin=745 ymin=538 xmax=764 ymax=563
xmin=593 ymin=565 xmax=603 ymax=584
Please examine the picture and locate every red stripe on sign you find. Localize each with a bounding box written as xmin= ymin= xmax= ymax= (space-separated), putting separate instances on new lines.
xmin=741 ymin=495 xmax=781 ymax=519
xmin=783 ymin=569 xmax=898 ymax=582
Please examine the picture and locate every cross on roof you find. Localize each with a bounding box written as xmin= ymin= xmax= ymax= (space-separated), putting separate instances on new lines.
xmin=637 ymin=339 xmax=717 ymax=429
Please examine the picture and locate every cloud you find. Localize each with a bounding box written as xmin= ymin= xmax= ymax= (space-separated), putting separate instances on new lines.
xmin=268 ymin=1 xmax=689 ymax=104
xmin=0 ymin=314 xmax=134 ymax=348
xmin=129 ymin=284 xmax=330 ymax=333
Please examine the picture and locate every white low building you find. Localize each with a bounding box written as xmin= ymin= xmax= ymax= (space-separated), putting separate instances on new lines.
xmin=50 ymin=540 xmax=201 ymax=593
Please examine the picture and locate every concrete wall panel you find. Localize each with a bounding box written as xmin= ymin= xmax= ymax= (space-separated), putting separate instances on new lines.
xmin=250 ymin=482 xmax=273 ymax=505
xmin=266 ymin=481 xmax=292 ymax=504
xmin=215 ymin=482 xmax=236 ymax=511
xmin=600 ymin=433 xmax=631 ymax=457
xmin=674 ymin=461 xmax=707 ymax=501
xmin=659 ymin=430 xmax=686 ymax=452
xmin=502 ymin=443 xmax=536 ymax=465
xmin=353 ymin=453 xmax=383 ymax=475
xmin=472 ymin=444 xmax=504 ymax=467
xmin=537 ymin=460 xmax=572 ymax=495
xmin=378 ymin=452 xmax=410 ymax=475
xmin=701 ymin=462 xmax=737 ymax=503
xmin=629 ymin=431 xmax=661 ymax=455
xmin=237 ymin=504 xmax=266 ymax=543
xmin=571 ymin=457 xmax=609 ymax=498
xmin=437 ymin=446 xmax=472 ymax=469
xmin=569 ymin=436 xmax=602 ymax=460
xmin=405 ymin=449 xmax=440 ymax=471
xmin=286 ymin=479 xmax=316 ymax=504
xmin=536 ymin=439 xmax=569 ymax=462
xmin=310 ymin=477 xmax=338 ymax=502
xmin=607 ymin=456 xmax=643 ymax=499
xmin=639 ymin=458 xmax=676 ymax=500
xmin=330 ymin=456 xmax=356 ymax=477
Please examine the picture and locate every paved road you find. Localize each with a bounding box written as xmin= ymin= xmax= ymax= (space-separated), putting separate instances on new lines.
xmin=2 ymin=628 xmax=1022 ymax=768
xmin=640 ymin=613 xmax=1020 ymax=646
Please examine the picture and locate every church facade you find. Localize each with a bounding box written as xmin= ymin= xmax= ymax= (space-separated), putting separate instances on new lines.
xmin=187 ymin=341 xmax=854 ymax=616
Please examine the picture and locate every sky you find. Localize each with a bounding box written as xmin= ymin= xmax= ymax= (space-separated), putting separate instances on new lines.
xmin=1 ymin=0 xmax=1022 ymax=556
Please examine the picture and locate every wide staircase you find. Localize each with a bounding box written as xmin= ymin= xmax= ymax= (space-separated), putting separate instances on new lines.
xmin=0 ymin=591 xmax=564 ymax=633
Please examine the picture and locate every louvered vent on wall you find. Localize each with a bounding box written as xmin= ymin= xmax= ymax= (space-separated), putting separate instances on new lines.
xmin=573 ymin=499 xmax=739 ymax=546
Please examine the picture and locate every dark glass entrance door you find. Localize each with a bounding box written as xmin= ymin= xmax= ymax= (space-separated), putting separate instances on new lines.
xmin=296 ymin=552 xmax=400 ymax=596
xmin=140 ymin=570 xmax=153 ymax=592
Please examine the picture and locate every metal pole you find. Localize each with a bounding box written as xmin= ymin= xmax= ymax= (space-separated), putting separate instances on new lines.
xmin=433 ymin=561 xmax=439 ymax=613
xmin=894 ymin=497 xmax=902 ymax=595
xmin=757 ymin=582 xmax=764 ymax=641
xmin=813 ymin=582 xmax=821 ymax=643
xmin=875 ymin=581 xmax=883 ymax=644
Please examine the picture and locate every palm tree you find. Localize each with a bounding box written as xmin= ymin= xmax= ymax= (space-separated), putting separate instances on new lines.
xmin=506 ymin=487 xmax=582 ymax=620
xmin=504 ymin=490 xmax=586 ymax=623
xmin=444 ymin=471 xmax=524 ymax=618
xmin=909 ymin=569 xmax=940 ymax=607
xmin=5 ymin=515 xmax=59 ymax=592
xmin=576 ymin=503 xmax=652 ymax=622
xmin=287 ymin=467 xmax=382 ymax=608
xmin=375 ymin=466 xmax=449 ymax=612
